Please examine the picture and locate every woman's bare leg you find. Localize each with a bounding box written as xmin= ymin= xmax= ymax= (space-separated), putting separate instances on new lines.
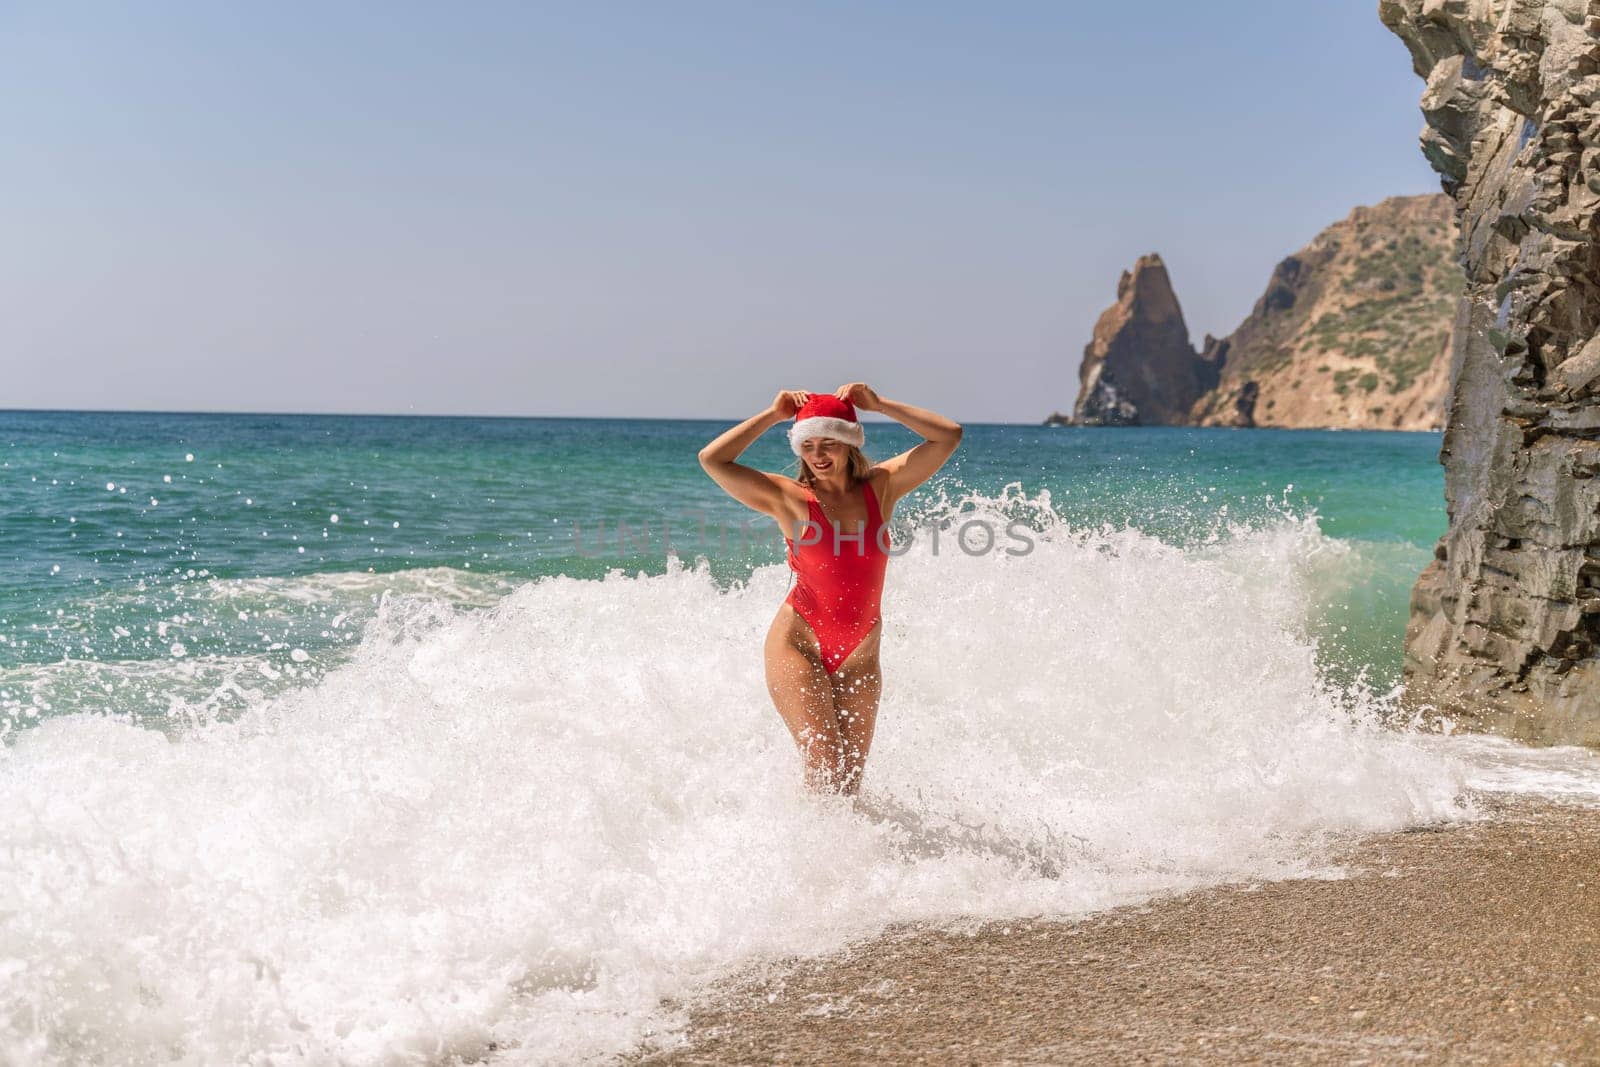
xmin=764 ymin=607 xmax=845 ymax=791
xmin=829 ymin=620 xmax=883 ymax=796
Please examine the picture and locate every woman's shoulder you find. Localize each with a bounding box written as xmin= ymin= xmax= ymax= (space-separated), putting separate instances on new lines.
xmin=769 ymin=472 xmax=815 ymax=505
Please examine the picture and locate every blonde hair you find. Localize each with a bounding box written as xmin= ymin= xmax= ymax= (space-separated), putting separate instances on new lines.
xmin=793 ymin=442 xmax=873 ymax=489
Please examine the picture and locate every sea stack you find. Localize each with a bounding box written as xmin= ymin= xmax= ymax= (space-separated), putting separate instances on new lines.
xmin=1382 ymin=0 xmax=1600 ymax=744
xmin=1072 ymin=254 xmax=1219 ymax=425
xmin=1057 ymin=196 xmax=1462 ymax=431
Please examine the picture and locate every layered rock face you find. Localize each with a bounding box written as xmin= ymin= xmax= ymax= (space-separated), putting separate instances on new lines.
xmin=1072 ymin=254 xmax=1220 ymax=425
xmin=1191 ymin=195 xmax=1463 ymax=430
xmin=1382 ymin=0 xmax=1600 ymax=744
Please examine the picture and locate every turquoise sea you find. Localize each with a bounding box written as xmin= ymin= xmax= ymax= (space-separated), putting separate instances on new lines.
xmin=7 ymin=410 xmax=1597 ymax=1064
xmin=2 ymin=411 xmax=1443 ymax=727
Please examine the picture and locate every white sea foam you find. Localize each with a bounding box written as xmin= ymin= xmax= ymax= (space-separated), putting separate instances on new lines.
xmin=196 ymin=566 xmax=517 ymax=608
xmin=2 ymin=568 xmax=521 ymax=733
xmin=0 ymin=653 xmax=321 ymax=737
xmin=1423 ymin=733 xmax=1600 ymax=802
xmin=0 ymin=487 xmax=1580 ymax=1064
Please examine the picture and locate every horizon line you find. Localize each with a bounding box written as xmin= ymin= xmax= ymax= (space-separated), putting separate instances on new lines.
xmin=0 ymin=405 xmax=1034 ymax=425
xmin=0 ymin=406 xmax=1444 ymax=433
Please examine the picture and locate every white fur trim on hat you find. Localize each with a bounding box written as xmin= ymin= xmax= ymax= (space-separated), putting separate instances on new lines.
xmin=789 ymin=416 xmax=865 ymax=455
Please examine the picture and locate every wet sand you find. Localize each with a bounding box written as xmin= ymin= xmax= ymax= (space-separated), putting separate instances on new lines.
xmin=636 ymin=794 xmax=1600 ymax=1065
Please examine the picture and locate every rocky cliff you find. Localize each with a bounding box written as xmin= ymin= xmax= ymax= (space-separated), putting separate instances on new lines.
xmin=1070 ymin=254 xmax=1220 ymax=425
xmin=1382 ymin=0 xmax=1600 ymax=745
xmin=1191 ymin=195 xmax=1463 ymax=430
xmin=1055 ymin=196 xmax=1463 ymax=430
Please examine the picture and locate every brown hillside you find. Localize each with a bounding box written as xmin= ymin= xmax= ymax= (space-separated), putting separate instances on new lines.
xmin=1190 ymin=194 xmax=1463 ymax=430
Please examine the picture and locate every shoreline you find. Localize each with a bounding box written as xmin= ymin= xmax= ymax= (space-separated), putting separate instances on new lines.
xmin=634 ymin=793 xmax=1600 ymax=1065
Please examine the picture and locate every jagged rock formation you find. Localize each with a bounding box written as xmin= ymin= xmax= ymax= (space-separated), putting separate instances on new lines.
xmin=1071 ymin=254 xmax=1220 ymax=425
xmin=1057 ymin=197 xmax=1463 ymax=430
xmin=1190 ymin=195 xmax=1464 ymax=430
xmin=1382 ymin=0 xmax=1600 ymax=745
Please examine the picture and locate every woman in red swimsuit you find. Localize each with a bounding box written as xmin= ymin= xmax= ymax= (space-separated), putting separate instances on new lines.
xmin=698 ymin=382 xmax=962 ymax=794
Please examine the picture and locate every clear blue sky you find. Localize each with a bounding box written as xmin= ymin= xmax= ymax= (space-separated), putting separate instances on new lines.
xmin=1 ymin=1 xmax=1440 ymax=422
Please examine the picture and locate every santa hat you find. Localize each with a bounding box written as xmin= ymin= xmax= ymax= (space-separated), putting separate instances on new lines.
xmin=788 ymin=393 xmax=865 ymax=455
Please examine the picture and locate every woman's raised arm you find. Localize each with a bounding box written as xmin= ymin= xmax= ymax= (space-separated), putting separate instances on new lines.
xmin=696 ymin=390 xmax=807 ymax=516
xmin=835 ymin=382 xmax=962 ymax=512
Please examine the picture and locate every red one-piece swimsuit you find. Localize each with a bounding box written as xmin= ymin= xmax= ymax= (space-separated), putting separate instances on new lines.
xmin=784 ymin=478 xmax=891 ymax=674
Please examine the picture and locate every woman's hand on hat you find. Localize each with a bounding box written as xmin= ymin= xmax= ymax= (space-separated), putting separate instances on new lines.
xmin=770 ymin=389 xmax=811 ymax=418
xmin=835 ymin=382 xmax=881 ymax=411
